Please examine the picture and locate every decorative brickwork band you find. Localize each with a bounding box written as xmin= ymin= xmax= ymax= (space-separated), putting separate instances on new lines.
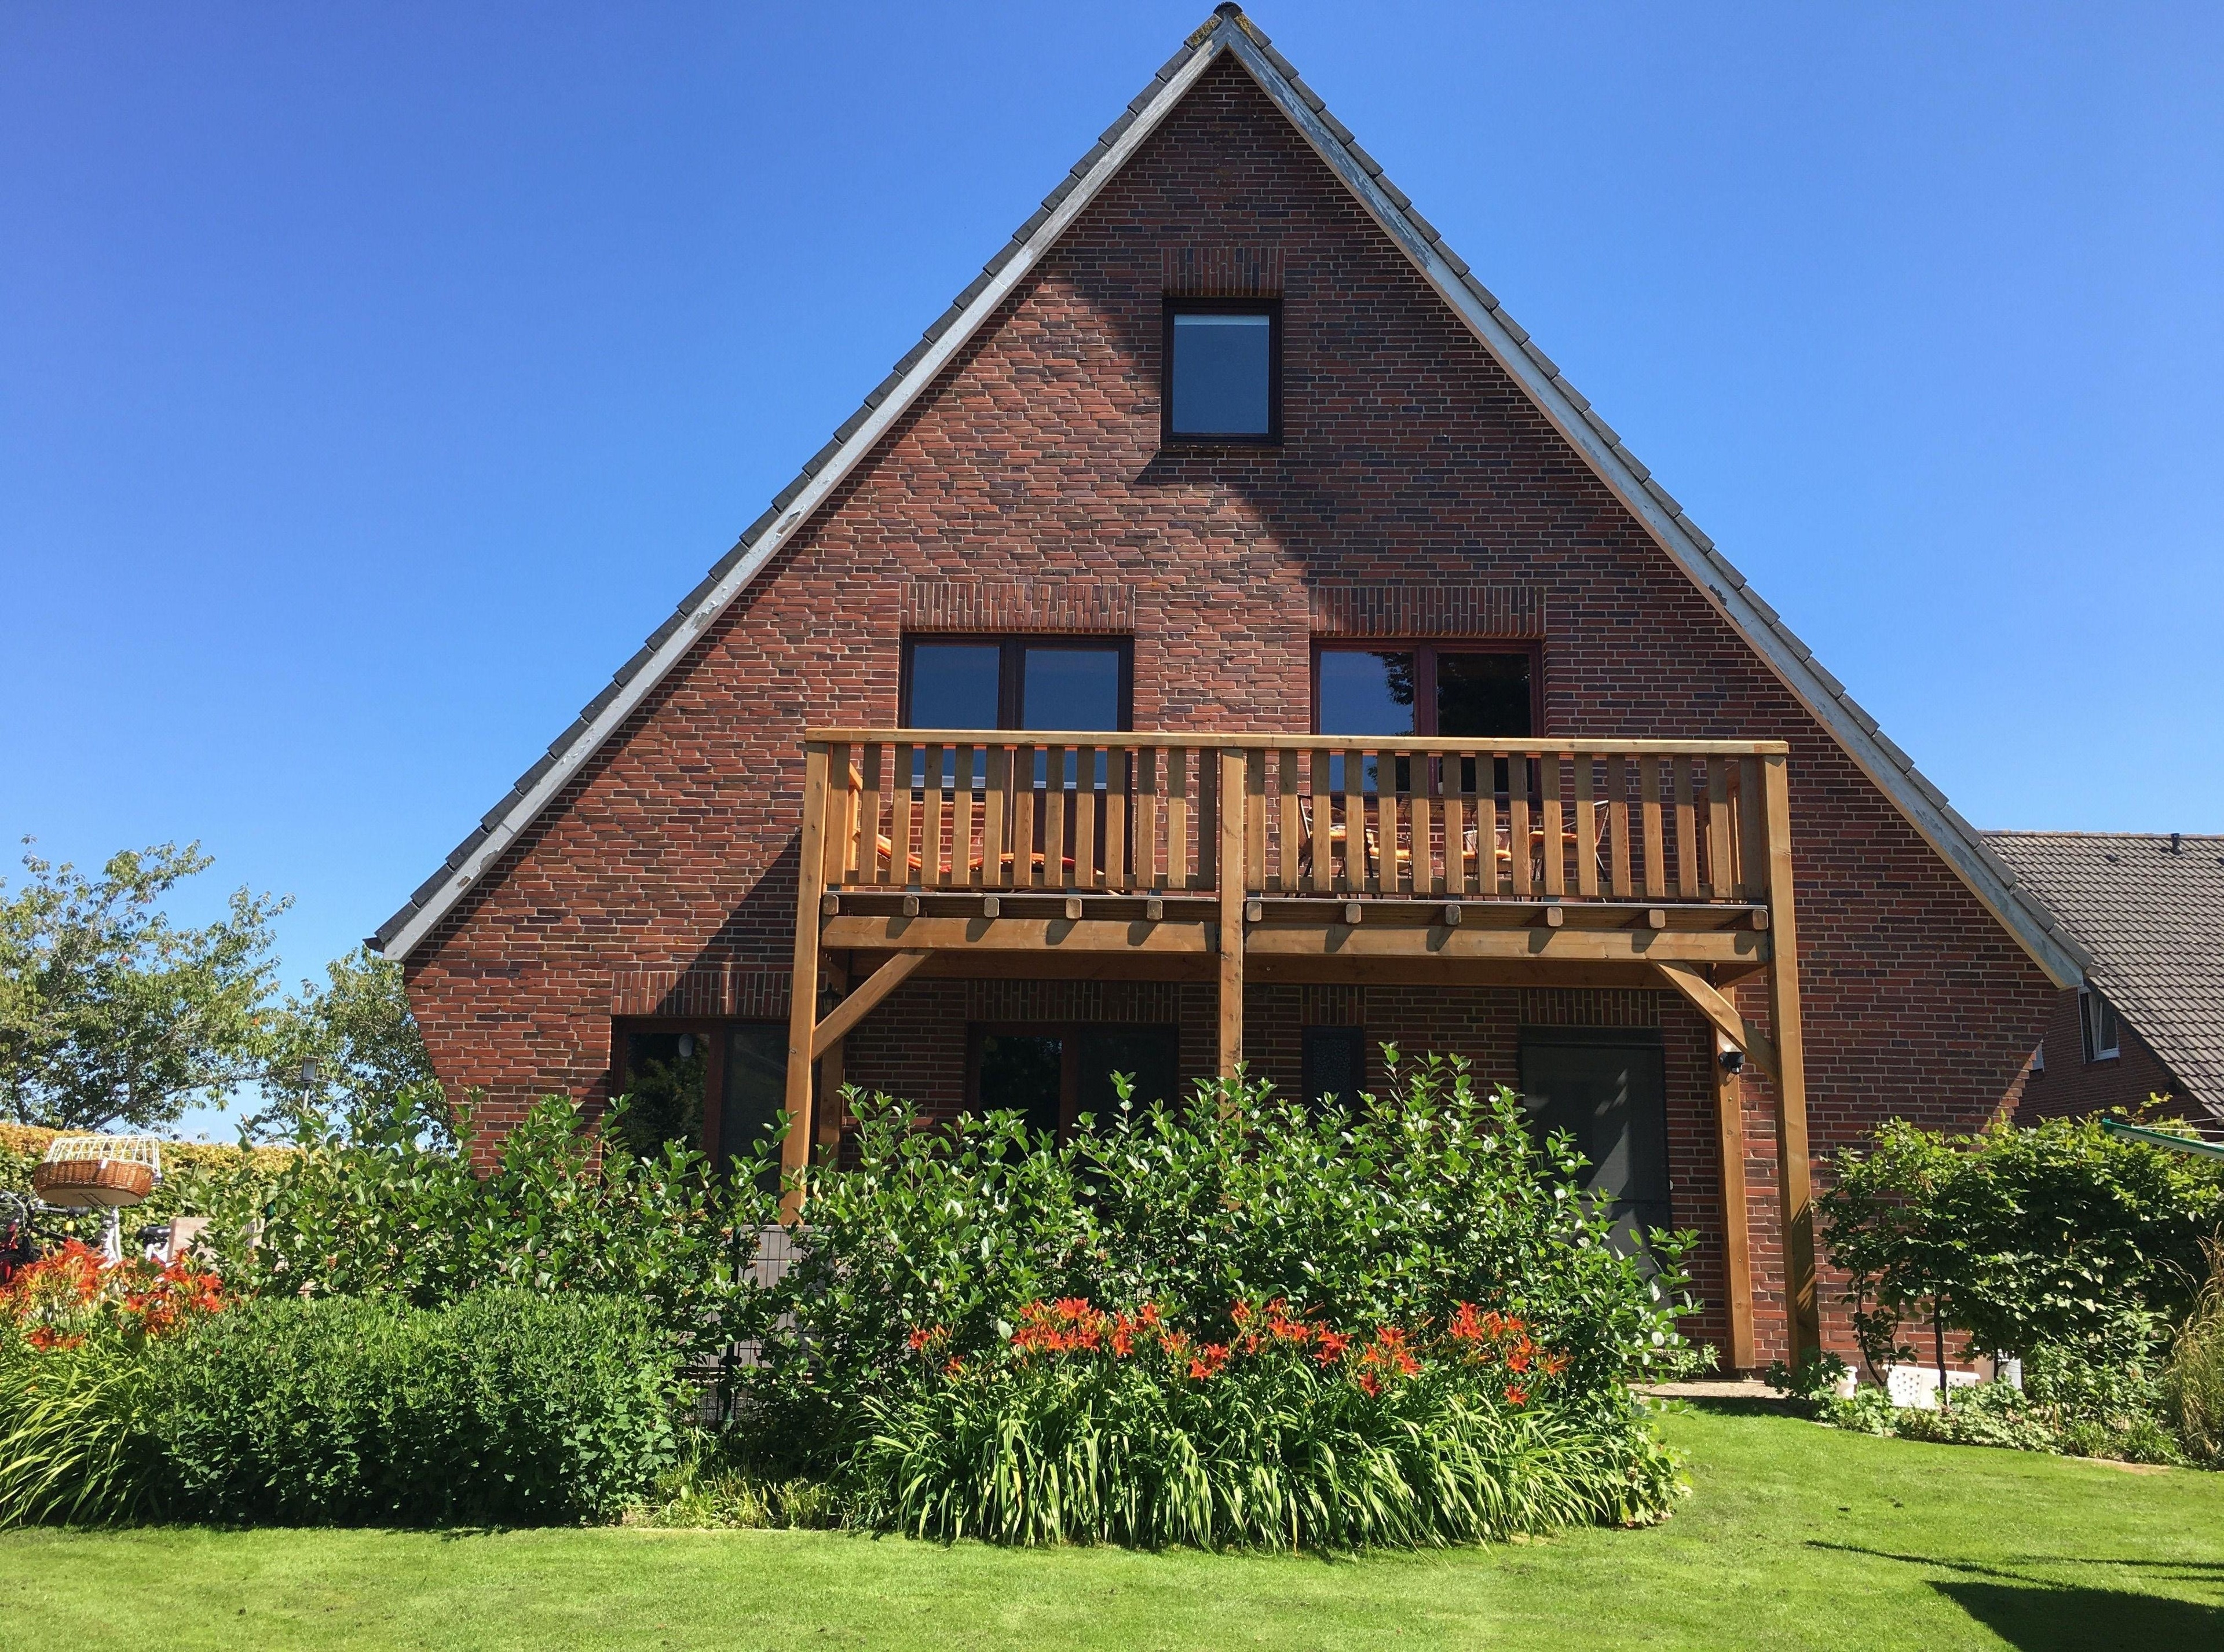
xmin=1519 ymin=988 xmax=1663 ymax=1028
xmin=1308 ymin=583 xmax=1546 ymax=638
xmin=611 ymin=967 xmax=792 ymax=1019
xmin=1300 ymin=984 xmax=1364 ymax=1026
xmin=1161 ymin=244 xmax=1285 ymax=296
xmin=965 ymin=980 xmax=1185 ymax=1024
xmin=901 ymin=578 xmax=1134 ymax=634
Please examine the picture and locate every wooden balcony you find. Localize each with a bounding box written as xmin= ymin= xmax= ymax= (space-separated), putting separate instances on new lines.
xmin=780 ymin=727 xmax=1815 ymax=1364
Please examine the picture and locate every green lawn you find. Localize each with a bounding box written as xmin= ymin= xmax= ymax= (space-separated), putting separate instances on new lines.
xmin=4 ymin=1404 xmax=2218 ymax=1650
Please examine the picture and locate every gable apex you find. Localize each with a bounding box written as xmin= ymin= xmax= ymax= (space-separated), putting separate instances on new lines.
xmin=375 ymin=6 xmax=2086 ymax=991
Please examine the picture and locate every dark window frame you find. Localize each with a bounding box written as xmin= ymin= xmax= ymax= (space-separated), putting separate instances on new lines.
xmin=965 ymin=1020 xmax=1182 ymax=1138
xmin=901 ymin=635 xmax=1135 ymax=732
xmin=1310 ymin=639 xmax=1544 ymax=738
xmin=1161 ymin=296 xmax=1283 ymax=449
xmin=611 ymin=1016 xmax=789 ymax=1169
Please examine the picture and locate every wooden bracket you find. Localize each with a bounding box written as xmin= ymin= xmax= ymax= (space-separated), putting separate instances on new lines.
xmin=1652 ymin=961 xmax=1779 ymax=1080
xmin=810 ymin=949 xmax=930 ymax=1058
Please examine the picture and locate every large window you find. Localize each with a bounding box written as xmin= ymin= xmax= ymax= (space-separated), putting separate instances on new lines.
xmin=1164 ymin=300 xmax=1280 ymax=445
xmin=1516 ymin=1027 xmax=1670 ymax=1268
xmin=968 ymin=1023 xmax=1180 ymax=1139
xmin=614 ymin=1021 xmax=788 ymax=1189
xmin=1315 ymin=642 xmax=1537 ymax=792
xmin=1301 ymin=1025 xmax=1367 ymax=1110
xmin=902 ymin=637 xmax=1131 ymax=732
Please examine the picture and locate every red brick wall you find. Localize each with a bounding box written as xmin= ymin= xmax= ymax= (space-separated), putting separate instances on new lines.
xmin=2016 ymin=990 xmax=2188 ymax=1123
xmin=402 ymin=56 xmax=2055 ymax=1366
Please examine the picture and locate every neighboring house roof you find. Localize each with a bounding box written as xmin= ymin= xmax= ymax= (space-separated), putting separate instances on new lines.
xmin=1983 ymin=831 xmax=2224 ymax=1117
xmin=372 ymin=4 xmax=2088 ymax=988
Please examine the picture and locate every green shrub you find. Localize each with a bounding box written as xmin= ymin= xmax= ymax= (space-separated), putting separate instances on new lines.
xmin=857 ymin=1298 xmax=1679 ymax=1548
xmin=755 ymin=1060 xmax=1696 ymax=1477
xmin=141 ymin=1291 xmax=681 ymax=1525
xmin=2166 ymin=1246 xmax=2224 ymax=1464
xmin=1819 ymin=1112 xmax=2221 ymax=1378
xmin=214 ymin=1091 xmax=780 ymax=1367
xmin=0 ymin=1327 xmax=153 ymax=1527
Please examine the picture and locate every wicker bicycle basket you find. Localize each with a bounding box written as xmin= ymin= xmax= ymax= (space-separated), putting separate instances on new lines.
xmin=30 ymin=1135 xmax=163 ymax=1210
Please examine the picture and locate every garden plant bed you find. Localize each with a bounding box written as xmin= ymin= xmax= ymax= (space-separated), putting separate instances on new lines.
xmin=5 ymin=1405 xmax=2219 ymax=1650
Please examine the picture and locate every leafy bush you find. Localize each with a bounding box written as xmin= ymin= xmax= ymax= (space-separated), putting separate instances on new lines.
xmin=858 ymin=1297 xmax=1678 ymax=1548
xmin=754 ymin=1057 xmax=1697 ymax=1515
xmin=1819 ymin=1113 xmax=2221 ymax=1378
xmin=2167 ymin=1244 xmax=2224 ymax=1464
xmin=143 ymin=1292 xmax=679 ymax=1525
xmin=214 ymin=1090 xmax=779 ymax=1365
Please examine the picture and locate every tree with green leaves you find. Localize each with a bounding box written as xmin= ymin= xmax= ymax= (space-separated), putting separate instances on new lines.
xmin=248 ymin=945 xmax=445 ymax=1146
xmin=0 ymin=841 xmax=287 ymax=1133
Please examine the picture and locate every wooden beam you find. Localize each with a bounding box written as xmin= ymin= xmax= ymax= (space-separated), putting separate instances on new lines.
xmin=1217 ymin=748 xmax=1246 ymax=1079
xmin=1760 ymin=752 xmax=1820 ymax=1367
xmin=809 ymin=727 xmax=1792 ymax=758
xmin=780 ymin=741 xmax=832 ymax=1221
xmin=1244 ymin=925 xmax=1762 ymax=964
xmin=809 ymin=949 xmax=929 ymax=1058
xmin=1712 ymin=1030 xmax=1758 ymax=1372
xmin=822 ymin=915 xmax=1213 ymax=953
xmin=1652 ymin=962 xmax=1779 ymax=1080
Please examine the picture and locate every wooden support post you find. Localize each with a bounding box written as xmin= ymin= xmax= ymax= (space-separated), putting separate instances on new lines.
xmin=1712 ymin=1030 xmax=1758 ymax=1372
xmin=810 ymin=948 xmax=931 ymax=1057
xmin=1653 ymin=961 xmax=1780 ymax=1080
xmin=781 ymin=741 xmax=832 ymax=1221
xmin=1217 ymin=747 xmax=1246 ymax=1081
xmin=1760 ymin=752 xmax=1819 ymax=1366
xmin=815 ymin=955 xmax=848 ymax=1151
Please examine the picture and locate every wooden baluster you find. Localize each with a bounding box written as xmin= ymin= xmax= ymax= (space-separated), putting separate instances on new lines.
xmin=892 ymin=743 xmax=916 ymax=888
xmin=1673 ymin=754 xmax=1699 ymax=899
xmin=1304 ymin=748 xmax=1329 ymax=894
xmin=1707 ymin=757 xmax=1733 ymax=901
xmin=1509 ymin=753 xmax=1534 ymax=898
xmin=1107 ymin=746 xmax=1130 ymax=891
xmin=822 ymin=742 xmax=851 ymax=885
xmin=1737 ymin=756 xmax=1766 ymax=902
xmin=1276 ymin=749 xmax=1299 ymax=895
xmin=1486 ymin=756 xmax=1503 ymax=898
xmin=1413 ymin=749 xmax=1437 ymax=896
xmin=1195 ymin=745 xmax=1217 ymax=893
xmin=983 ymin=745 xmax=1008 ymax=889
xmin=1011 ymin=747 xmax=1037 ymax=889
xmin=1607 ymin=754 xmax=1631 ymax=899
xmin=1340 ymin=748 xmax=1362 ymax=893
xmin=1541 ymin=751 xmax=1566 ymax=898
xmin=859 ymin=743 xmax=885 ymax=887
xmin=1371 ymin=750 xmax=1395 ymax=894
xmin=1078 ymin=746 xmax=1105 ymax=889
xmin=1042 ymin=747 xmax=1069 ymax=889
xmin=1444 ymin=753 xmax=1468 ymax=897
xmin=1167 ymin=748 xmax=1190 ymax=891
xmin=954 ymin=744 xmax=977 ymax=888
xmin=1575 ymin=752 xmax=1599 ymax=899
xmin=1136 ymin=745 xmax=1161 ymax=891
xmin=1639 ymin=755 xmax=1666 ymax=900
xmin=1246 ymin=749 xmax=1267 ymax=896
xmin=923 ymin=745 xmax=948 ymax=888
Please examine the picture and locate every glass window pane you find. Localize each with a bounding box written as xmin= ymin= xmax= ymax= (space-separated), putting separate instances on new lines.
xmin=1516 ymin=1034 xmax=1670 ymax=1268
xmin=616 ymin=1031 xmax=708 ymax=1158
xmin=1076 ymin=1026 xmax=1179 ymax=1127
xmin=1317 ymin=651 xmax=1415 ymax=735
xmin=1436 ymin=651 xmax=1532 ymax=738
xmin=1301 ymin=1026 xmax=1366 ymax=1110
xmin=978 ymin=1033 xmax=1065 ymax=1139
xmin=1022 ymin=647 xmax=1122 ymax=731
xmin=1171 ymin=312 xmax=1271 ymax=435
xmin=908 ymin=643 xmax=1001 ymax=729
xmin=723 ymin=1024 xmax=788 ymax=1191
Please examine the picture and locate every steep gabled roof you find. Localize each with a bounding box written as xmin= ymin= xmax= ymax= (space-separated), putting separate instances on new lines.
xmin=1983 ymin=832 xmax=2224 ymax=1116
xmin=375 ymin=4 xmax=2089 ymax=989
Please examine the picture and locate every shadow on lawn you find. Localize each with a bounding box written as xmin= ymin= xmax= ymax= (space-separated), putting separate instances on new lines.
xmin=1809 ymin=1543 xmax=2224 ymax=1650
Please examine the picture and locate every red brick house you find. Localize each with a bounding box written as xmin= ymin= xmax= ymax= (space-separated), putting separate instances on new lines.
xmin=1985 ymin=831 xmax=2222 ymax=1129
xmin=374 ymin=6 xmax=2090 ymax=1372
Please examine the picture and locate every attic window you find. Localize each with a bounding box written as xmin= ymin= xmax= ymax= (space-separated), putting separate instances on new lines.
xmin=2079 ymin=987 xmax=2120 ymax=1064
xmin=1164 ymin=301 xmax=1279 ymax=444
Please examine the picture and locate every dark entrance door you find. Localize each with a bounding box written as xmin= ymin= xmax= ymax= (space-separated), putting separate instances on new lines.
xmin=1516 ymin=1027 xmax=1671 ymax=1264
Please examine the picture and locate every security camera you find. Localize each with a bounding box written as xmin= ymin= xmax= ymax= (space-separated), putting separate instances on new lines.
xmin=1719 ymin=1048 xmax=1746 ymax=1075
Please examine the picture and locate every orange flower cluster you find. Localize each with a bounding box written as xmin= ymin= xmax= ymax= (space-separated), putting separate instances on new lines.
xmin=1353 ymin=1326 xmax=1422 ymax=1397
xmin=1 ymin=1239 xmax=226 ymax=1351
xmin=1444 ymin=1303 xmax=1568 ymax=1405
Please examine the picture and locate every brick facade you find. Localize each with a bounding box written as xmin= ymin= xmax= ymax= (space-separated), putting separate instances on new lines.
xmin=401 ymin=56 xmax=2057 ymax=1369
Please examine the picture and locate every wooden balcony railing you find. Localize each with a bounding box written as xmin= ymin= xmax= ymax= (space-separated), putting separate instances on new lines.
xmin=806 ymin=731 xmax=1787 ymax=906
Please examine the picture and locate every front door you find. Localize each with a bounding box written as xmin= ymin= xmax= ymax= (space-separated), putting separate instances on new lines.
xmin=1516 ymin=1027 xmax=1671 ymax=1265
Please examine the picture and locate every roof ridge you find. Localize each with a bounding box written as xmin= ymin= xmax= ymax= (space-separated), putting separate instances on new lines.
xmin=374 ymin=6 xmax=2088 ymax=990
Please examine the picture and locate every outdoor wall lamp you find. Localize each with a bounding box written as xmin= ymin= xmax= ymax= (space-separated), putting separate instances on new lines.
xmin=1719 ymin=1048 xmax=1746 ymax=1076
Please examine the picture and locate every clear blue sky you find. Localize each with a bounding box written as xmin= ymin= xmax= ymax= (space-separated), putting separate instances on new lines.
xmin=6 ymin=2 xmax=2221 ymax=1124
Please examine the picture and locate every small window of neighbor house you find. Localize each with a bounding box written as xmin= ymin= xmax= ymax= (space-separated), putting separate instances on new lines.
xmin=1164 ymin=301 xmax=1279 ymax=444
xmin=2080 ymin=988 xmax=2120 ymax=1063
